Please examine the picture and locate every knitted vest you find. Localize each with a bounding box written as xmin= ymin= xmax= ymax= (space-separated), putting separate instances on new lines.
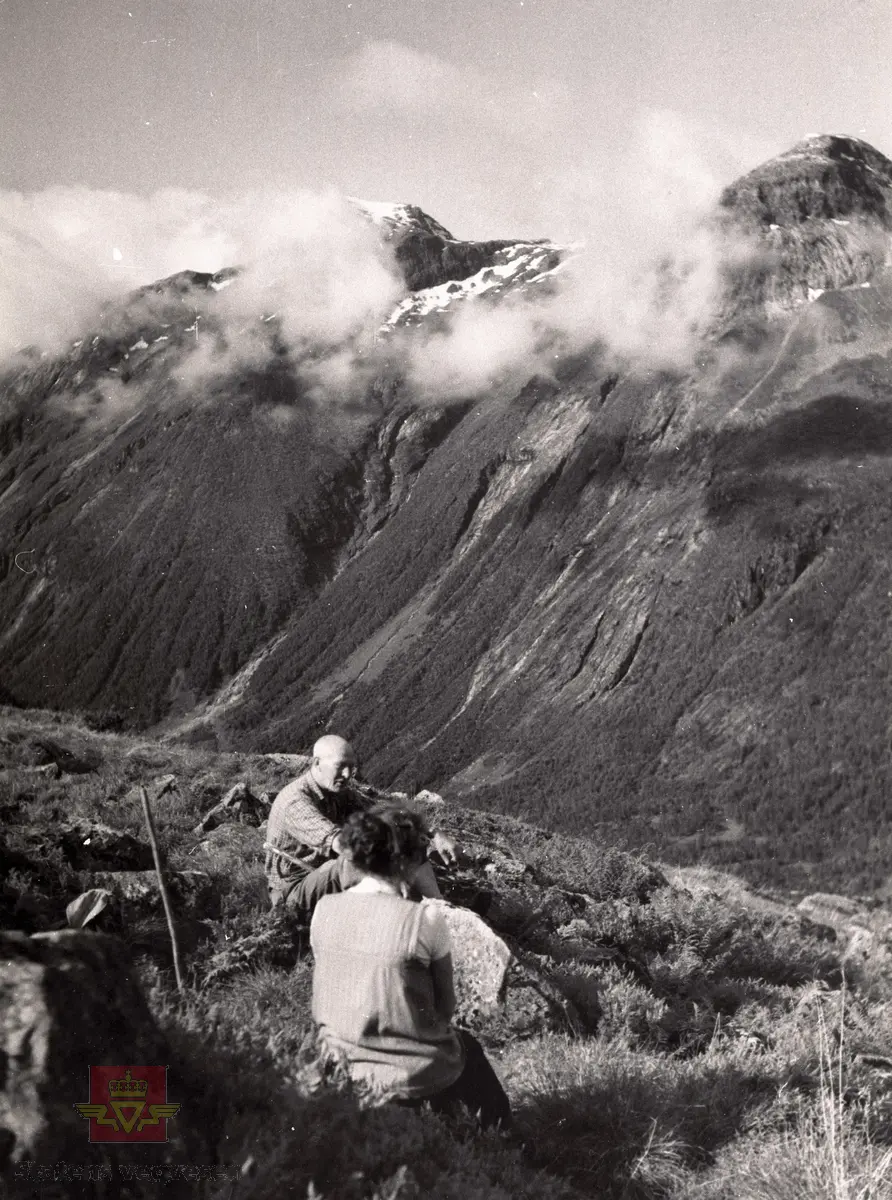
xmin=311 ymin=892 xmax=464 ymax=1098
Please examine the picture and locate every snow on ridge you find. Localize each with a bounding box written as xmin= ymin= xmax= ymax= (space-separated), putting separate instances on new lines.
xmin=348 ymin=197 xmax=455 ymax=242
xmin=381 ymin=238 xmax=568 ymax=331
xmin=347 ymin=196 xmax=574 ymax=330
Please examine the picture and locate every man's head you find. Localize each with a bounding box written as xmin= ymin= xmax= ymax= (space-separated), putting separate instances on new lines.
xmin=310 ymin=734 xmax=357 ymax=793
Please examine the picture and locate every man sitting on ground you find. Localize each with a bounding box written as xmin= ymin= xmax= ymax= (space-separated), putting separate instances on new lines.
xmin=264 ymin=734 xmax=458 ymax=914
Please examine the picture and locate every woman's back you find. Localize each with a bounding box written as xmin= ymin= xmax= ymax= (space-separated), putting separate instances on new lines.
xmin=311 ymin=892 xmax=464 ymax=1098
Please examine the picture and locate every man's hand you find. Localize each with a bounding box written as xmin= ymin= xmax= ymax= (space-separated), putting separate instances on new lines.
xmin=429 ymin=831 xmax=460 ymax=866
xmin=331 ymin=830 xmax=346 ymax=856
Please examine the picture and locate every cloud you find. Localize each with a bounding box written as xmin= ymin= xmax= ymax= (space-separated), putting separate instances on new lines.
xmin=392 ymin=106 xmax=766 ymax=399
xmin=339 ymin=40 xmax=462 ymax=111
xmin=0 ymin=186 xmax=403 ymax=363
xmin=0 ymin=41 xmax=769 ymax=412
xmin=337 ymin=38 xmax=566 ymax=150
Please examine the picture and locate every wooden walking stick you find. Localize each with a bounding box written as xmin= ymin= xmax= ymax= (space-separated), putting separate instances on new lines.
xmin=140 ymin=785 xmax=185 ymax=992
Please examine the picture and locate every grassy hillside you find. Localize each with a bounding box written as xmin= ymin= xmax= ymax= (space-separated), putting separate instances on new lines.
xmin=4 ymin=708 xmax=892 ymax=1198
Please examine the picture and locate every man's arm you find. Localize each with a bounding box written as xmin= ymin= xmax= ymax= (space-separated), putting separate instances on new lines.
xmin=429 ymin=830 xmax=460 ymax=866
xmin=277 ymin=785 xmax=341 ymax=855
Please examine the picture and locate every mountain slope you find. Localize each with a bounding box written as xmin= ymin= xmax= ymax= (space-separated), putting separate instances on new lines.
xmin=3 ymin=136 xmax=892 ymax=891
xmin=223 ymin=274 xmax=892 ymax=892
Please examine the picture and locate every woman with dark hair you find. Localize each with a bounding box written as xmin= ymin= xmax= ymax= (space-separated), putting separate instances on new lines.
xmin=310 ymin=806 xmax=512 ymax=1130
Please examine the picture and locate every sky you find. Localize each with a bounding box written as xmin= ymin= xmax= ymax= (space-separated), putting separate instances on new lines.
xmin=1 ymin=0 xmax=890 ymax=242
xmin=0 ymin=0 xmax=890 ymax=368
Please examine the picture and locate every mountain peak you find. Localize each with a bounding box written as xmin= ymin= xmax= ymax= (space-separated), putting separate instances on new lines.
xmin=348 ymin=198 xmax=456 ymax=243
xmin=783 ymin=132 xmax=890 ymax=167
xmin=715 ymin=133 xmax=892 ymax=319
xmin=720 ymin=133 xmax=892 ymax=229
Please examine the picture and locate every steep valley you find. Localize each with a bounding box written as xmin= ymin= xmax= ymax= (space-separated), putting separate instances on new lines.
xmin=3 ymin=136 xmax=892 ymax=893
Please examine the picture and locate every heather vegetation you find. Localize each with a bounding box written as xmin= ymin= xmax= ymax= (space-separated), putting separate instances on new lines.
xmin=4 ymin=708 xmax=892 ymax=1198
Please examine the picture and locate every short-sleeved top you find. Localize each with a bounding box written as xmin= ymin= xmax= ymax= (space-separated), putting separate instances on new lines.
xmin=264 ymin=770 xmax=372 ymax=882
xmin=310 ymin=893 xmax=464 ymax=1098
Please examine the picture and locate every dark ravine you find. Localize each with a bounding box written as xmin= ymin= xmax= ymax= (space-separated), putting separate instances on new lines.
xmin=2 ymin=136 xmax=892 ymax=891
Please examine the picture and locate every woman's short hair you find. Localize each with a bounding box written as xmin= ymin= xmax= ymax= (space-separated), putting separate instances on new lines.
xmin=340 ymin=806 xmax=430 ymax=878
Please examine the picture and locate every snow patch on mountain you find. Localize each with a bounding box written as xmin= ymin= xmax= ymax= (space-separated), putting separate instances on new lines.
xmin=349 ymin=198 xmax=455 ymax=244
xmin=382 ymin=239 xmax=567 ymax=330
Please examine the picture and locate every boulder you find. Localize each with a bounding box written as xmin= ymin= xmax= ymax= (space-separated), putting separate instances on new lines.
xmin=797 ymin=893 xmax=892 ymax=976
xmin=190 ymin=823 xmax=265 ymax=873
xmin=66 ymin=889 xmax=114 ymax=930
xmin=413 ymin=789 xmax=445 ymax=806
xmin=80 ymin=869 xmax=218 ymax=920
xmin=798 ymin=893 xmax=864 ymax=923
xmin=0 ymin=931 xmax=177 ymax=1170
xmin=30 ymin=739 xmax=102 ymax=774
xmin=193 ymin=782 xmax=272 ymax=834
xmin=54 ymin=820 xmax=153 ymax=872
xmin=429 ymin=900 xmax=584 ymax=1044
xmin=483 ymin=850 xmax=530 ymax=882
xmin=123 ymin=774 xmax=177 ymax=807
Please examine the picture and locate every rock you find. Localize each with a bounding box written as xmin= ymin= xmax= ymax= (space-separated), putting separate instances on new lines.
xmin=482 ymin=849 xmax=531 ymax=881
xmin=843 ymin=926 xmax=881 ymax=963
xmin=192 ymin=782 xmax=272 ymax=834
xmin=55 ymin=820 xmax=153 ymax=872
xmin=123 ymin=774 xmax=177 ymax=807
xmin=797 ymin=893 xmax=892 ymax=976
xmin=428 ymin=900 xmax=583 ymax=1045
xmin=436 ymin=902 xmax=512 ymax=1006
xmin=0 ymin=930 xmax=176 ymax=1169
xmin=30 ymin=739 xmax=102 ymax=774
xmin=66 ymin=889 xmax=114 ymax=930
xmin=191 ymin=823 xmax=265 ymax=873
xmin=414 ymin=789 xmax=445 ymax=806
xmin=81 ymin=870 xmax=218 ymax=920
xmin=798 ymin=893 xmax=864 ymax=923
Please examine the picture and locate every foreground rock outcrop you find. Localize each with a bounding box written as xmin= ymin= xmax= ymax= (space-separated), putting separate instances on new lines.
xmin=0 ymin=931 xmax=175 ymax=1169
xmin=435 ymin=901 xmax=586 ymax=1043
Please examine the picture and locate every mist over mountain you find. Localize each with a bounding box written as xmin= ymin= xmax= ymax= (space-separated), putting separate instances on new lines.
xmin=3 ymin=135 xmax=892 ymax=893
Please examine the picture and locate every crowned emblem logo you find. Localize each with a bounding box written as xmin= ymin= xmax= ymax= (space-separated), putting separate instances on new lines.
xmin=74 ymin=1066 xmax=180 ymax=1142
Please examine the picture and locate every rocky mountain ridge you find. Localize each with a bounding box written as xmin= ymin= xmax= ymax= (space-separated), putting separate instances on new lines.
xmin=716 ymin=133 xmax=892 ymax=318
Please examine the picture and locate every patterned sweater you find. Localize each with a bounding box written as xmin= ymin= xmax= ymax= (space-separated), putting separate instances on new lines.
xmin=310 ymin=892 xmax=465 ymax=1098
xmin=264 ymin=770 xmax=372 ymax=883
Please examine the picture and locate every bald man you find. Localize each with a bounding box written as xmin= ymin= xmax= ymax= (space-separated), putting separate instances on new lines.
xmin=264 ymin=735 xmax=456 ymax=914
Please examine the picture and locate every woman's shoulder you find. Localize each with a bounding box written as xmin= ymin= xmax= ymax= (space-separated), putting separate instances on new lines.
xmin=417 ymin=899 xmax=452 ymax=959
xmin=313 ymin=889 xmax=412 ymax=923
